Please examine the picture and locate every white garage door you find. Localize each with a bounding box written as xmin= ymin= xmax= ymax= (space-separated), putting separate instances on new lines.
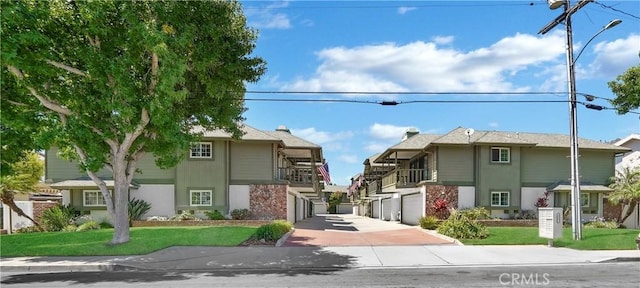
xmin=382 ymin=198 xmax=392 ymax=221
xmin=401 ymin=193 xmax=422 ymax=225
xmin=372 ymin=200 xmax=380 ymax=219
xmin=287 ymin=194 xmax=296 ymax=223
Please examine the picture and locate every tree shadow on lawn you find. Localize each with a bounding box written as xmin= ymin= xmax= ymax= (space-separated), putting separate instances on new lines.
xmin=1 ymin=246 xmax=358 ymax=285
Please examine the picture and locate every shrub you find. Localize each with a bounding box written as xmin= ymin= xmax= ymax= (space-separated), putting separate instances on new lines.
xmin=514 ymin=209 xmax=537 ymax=220
xmin=76 ymin=220 xmax=100 ymax=231
xmin=41 ymin=204 xmax=79 ymax=232
xmin=230 ymin=208 xmax=250 ymax=220
xmin=419 ymin=215 xmax=439 ymax=230
xmin=15 ymin=226 xmax=43 ymax=233
xmin=205 ymin=210 xmax=226 ymax=220
xmin=99 ymin=221 xmax=114 ymax=229
xmin=255 ymin=220 xmax=293 ymax=241
xmin=169 ymin=210 xmax=200 ymax=221
xmin=74 ymin=215 xmax=94 ymax=226
xmin=436 ymin=207 xmax=489 ymax=239
xmin=62 ymin=225 xmax=78 ymax=232
xmin=128 ymin=198 xmax=152 ymax=221
xmin=584 ymin=217 xmax=620 ymax=229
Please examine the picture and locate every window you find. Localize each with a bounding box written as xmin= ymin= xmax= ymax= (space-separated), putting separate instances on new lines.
xmin=84 ymin=190 xmax=107 ymax=206
xmin=580 ymin=193 xmax=590 ymax=207
xmin=190 ymin=190 xmax=212 ymax=206
xmin=491 ymin=147 xmax=510 ymax=163
xmin=491 ymin=191 xmax=510 ymax=207
xmin=190 ymin=142 xmax=212 ymax=159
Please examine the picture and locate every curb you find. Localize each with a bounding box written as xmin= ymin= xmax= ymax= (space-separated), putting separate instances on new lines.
xmin=275 ymin=228 xmax=295 ymax=247
xmin=419 ymin=228 xmax=464 ymax=246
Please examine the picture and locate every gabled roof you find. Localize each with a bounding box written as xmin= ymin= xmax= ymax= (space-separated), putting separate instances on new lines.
xmin=194 ymin=124 xmax=281 ymax=142
xmin=432 ymin=127 xmax=629 ymax=151
xmin=613 ymin=134 xmax=640 ymax=147
xmin=375 ymin=134 xmax=441 ymax=162
xmin=265 ymin=130 xmax=321 ymax=149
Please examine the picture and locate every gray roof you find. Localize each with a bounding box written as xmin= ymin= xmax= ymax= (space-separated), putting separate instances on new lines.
xmin=432 ymin=127 xmax=629 ymax=151
xmin=194 ymin=124 xmax=280 ymax=142
xmin=265 ymin=130 xmax=321 ymax=149
xmin=547 ymin=181 xmax=613 ymax=192
xmin=323 ymin=184 xmax=349 ymax=193
xmin=51 ymin=179 xmax=139 ymax=189
xmin=389 ymin=134 xmax=442 ymax=150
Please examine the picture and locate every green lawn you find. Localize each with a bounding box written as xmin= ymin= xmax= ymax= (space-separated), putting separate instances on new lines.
xmin=461 ymin=227 xmax=640 ymax=250
xmin=0 ymin=226 xmax=257 ymax=257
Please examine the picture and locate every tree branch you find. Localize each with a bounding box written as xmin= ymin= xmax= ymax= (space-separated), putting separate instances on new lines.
xmin=122 ymin=108 xmax=150 ymax=151
xmin=148 ymin=52 xmax=158 ymax=94
xmin=4 ymin=100 xmax=29 ymax=107
xmin=45 ymin=60 xmax=88 ymax=77
xmin=8 ymin=65 xmax=73 ymax=116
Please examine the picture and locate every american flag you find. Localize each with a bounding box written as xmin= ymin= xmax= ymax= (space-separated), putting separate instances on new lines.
xmin=317 ymin=162 xmax=331 ymax=184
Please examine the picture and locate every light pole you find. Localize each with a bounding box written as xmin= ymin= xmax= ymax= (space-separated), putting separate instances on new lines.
xmin=539 ymin=0 xmax=622 ymax=240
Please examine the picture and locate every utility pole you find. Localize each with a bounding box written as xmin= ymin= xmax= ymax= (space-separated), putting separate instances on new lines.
xmin=539 ymin=0 xmax=592 ymax=240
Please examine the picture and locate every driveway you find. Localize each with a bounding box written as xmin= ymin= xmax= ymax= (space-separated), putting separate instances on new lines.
xmin=282 ymin=214 xmax=456 ymax=247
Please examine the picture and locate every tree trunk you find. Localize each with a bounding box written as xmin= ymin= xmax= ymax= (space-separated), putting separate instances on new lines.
xmin=0 ymin=194 xmax=41 ymax=230
xmin=620 ymin=199 xmax=638 ymax=225
xmin=110 ymin=158 xmax=131 ymax=245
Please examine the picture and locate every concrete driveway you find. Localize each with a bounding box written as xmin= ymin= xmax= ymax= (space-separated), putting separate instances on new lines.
xmin=282 ymin=214 xmax=456 ymax=247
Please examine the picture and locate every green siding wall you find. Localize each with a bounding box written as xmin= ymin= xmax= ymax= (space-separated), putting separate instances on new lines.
xmin=175 ymin=140 xmax=227 ymax=211
xmin=46 ymin=147 xmax=111 ymax=181
xmin=579 ymin=150 xmax=615 ymax=185
xmin=437 ymin=146 xmax=474 ymax=183
xmin=521 ymin=147 xmax=569 ymax=184
xmin=46 ymin=147 xmax=175 ymax=183
xmin=230 ymin=142 xmax=274 ymax=181
xmin=477 ymin=146 xmax=521 ymax=208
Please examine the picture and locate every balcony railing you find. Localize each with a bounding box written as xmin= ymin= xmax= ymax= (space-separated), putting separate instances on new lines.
xmin=381 ymin=168 xmax=436 ymax=188
xmin=277 ymin=167 xmax=315 ymax=185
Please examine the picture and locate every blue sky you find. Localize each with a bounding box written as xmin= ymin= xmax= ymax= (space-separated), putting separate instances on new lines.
xmin=239 ymin=0 xmax=640 ymax=185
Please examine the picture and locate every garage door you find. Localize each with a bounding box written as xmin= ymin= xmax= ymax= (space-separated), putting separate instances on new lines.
xmin=372 ymin=200 xmax=380 ymax=219
xmin=401 ymin=193 xmax=422 ymax=225
xmin=382 ymin=198 xmax=392 ymax=221
xmin=287 ymin=193 xmax=296 ymax=223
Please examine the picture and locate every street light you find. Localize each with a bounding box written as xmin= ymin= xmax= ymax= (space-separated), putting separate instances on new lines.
xmin=539 ymin=0 xmax=622 ymax=240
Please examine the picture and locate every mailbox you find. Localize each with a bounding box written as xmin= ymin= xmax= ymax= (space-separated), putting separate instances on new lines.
xmin=538 ymin=207 xmax=563 ymax=239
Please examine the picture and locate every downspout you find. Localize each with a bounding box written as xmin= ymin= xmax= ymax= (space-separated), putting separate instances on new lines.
xmin=225 ymin=141 xmax=230 ymax=214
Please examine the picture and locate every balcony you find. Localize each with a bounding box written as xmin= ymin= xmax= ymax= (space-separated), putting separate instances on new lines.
xmin=277 ymin=167 xmax=315 ymax=186
xmin=381 ymin=168 xmax=436 ymax=188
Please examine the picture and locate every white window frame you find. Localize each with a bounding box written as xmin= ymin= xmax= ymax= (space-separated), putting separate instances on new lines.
xmin=83 ymin=190 xmax=107 ymax=207
xmin=580 ymin=193 xmax=590 ymax=207
xmin=190 ymin=142 xmax=212 ymax=159
xmin=491 ymin=147 xmax=510 ymax=163
xmin=190 ymin=190 xmax=213 ymax=206
xmin=491 ymin=191 xmax=510 ymax=207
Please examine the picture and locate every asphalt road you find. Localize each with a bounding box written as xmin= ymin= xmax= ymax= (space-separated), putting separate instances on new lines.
xmin=1 ymin=262 xmax=638 ymax=287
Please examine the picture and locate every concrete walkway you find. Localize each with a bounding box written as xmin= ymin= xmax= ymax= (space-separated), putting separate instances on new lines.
xmin=283 ymin=214 xmax=456 ymax=246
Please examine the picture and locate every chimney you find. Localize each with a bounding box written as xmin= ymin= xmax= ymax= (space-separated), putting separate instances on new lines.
xmin=276 ymin=125 xmax=291 ymax=133
xmin=402 ymin=127 xmax=419 ymax=141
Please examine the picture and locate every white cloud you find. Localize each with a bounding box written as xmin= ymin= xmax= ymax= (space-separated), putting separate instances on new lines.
xmin=489 ymin=122 xmax=499 ymax=128
xmin=364 ymin=142 xmax=390 ymax=153
xmin=432 ymin=36 xmax=454 ymax=45
xmin=398 ymin=7 xmax=416 ymax=15
xmin=338 ymin=154 xmax=359 ymax=164
xmin=290 ymin=127 xmax=353 ymax=145
xmin=588 ymin=34 xmax=640 ymax=79
xmin=282 ymin=31 xmax=567 ymax=94
xmin=369 ymin=123 xmax=415 ymax=140
xmin=245 ymin=1 xmax=291 ymax=29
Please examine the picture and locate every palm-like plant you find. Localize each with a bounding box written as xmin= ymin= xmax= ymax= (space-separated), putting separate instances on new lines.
xmin=608 ymin=166 xmax=640 ymax=224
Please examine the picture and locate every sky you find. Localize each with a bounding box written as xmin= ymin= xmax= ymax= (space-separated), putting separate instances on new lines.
xmin=238 ymin=0 xmax=640 ymax=185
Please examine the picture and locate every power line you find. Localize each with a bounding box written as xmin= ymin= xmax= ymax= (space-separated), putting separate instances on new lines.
xmin=245 ymin=90 xmax=565 ymax=96
xmin=593 ymin=1 xmax=640 ymax=20
xmin=243 ymin=2 xmax=538 ymax=10
xmin=244 ymin=98 xmax=569 ymax=105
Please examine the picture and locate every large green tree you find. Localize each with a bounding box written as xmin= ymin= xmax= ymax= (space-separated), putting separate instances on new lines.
xmin=1 ymin=0 xmax=265 ymax=244
xmin=608 ymin=65 xmax=640 ymax=114
xmin=608 ymin=166 xmax=640 ymax=225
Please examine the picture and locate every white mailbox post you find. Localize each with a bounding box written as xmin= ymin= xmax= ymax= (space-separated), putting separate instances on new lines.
xmin=538 ymin=207 xmax=563 ymax=247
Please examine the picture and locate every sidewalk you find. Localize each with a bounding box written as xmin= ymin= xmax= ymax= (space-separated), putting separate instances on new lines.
xmin=2 ymin=245 xmax=638 ymax=273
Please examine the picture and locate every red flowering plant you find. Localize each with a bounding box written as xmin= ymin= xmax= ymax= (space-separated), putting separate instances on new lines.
xmin=434 ymin=199 xmax=449 ymax=219
xmin=534 ymin=191 xmax=550 ymax=208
